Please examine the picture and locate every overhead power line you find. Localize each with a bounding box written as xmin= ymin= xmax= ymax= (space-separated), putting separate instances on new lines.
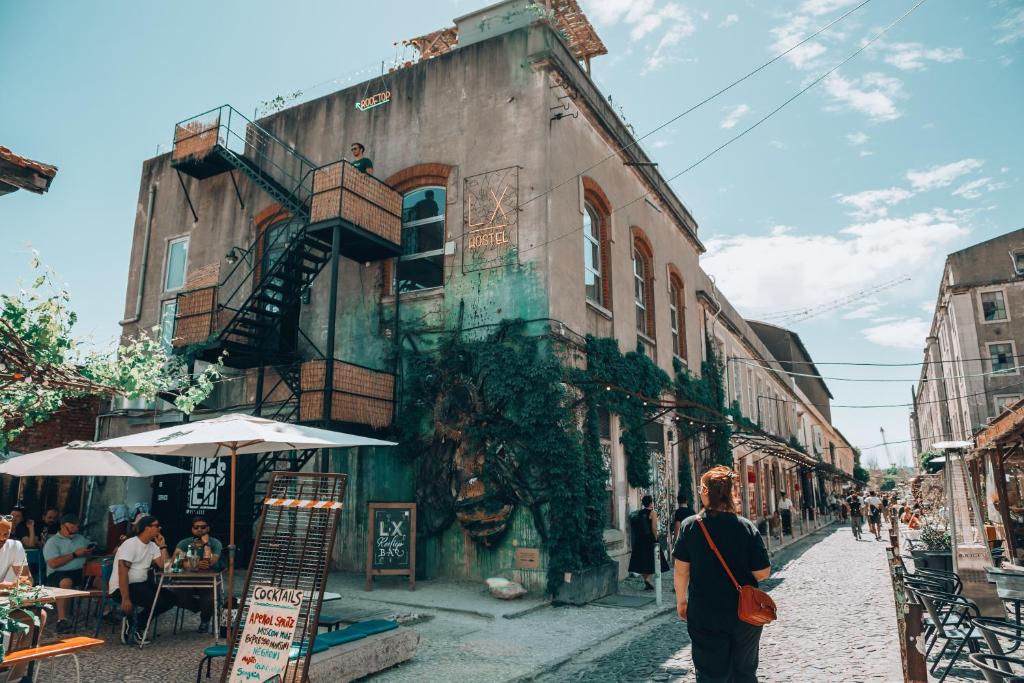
xmin=731 ymin=356 xmax=1018 ymax=383
xmin=759 ymin=276 xmax=911 ymax=324
xmin=508 ymin=0 xmax=931 ymax=258
xmin=516 ymin=0 xmax=874 ymax=213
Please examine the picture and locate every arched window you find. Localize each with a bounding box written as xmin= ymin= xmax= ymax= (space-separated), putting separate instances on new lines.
xmin=582 ymin=177 xmax=612 ymax=310
xmin=668 ymin=270 xmax=687 ymax=360
xmin=632 ymin=230 xmax=655 ymax=338
xmin=634 ymin=247 xmax=648 ymax=334
xmin=583 ymin=203 xmax=604 ymax=305
xmin=397 ymin=186 xmax=445 ymax=292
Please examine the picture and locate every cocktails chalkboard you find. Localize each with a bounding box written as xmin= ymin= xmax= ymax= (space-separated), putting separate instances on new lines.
xmin=365 ymin=502 xmax=416 ymax=591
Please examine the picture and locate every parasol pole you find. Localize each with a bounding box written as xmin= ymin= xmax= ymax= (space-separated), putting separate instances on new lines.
xmin=227 ymin=444 xmax=237 ymax=640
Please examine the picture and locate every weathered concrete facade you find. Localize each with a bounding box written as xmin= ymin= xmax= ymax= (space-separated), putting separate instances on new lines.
xmin=912 ymin=229 xmax=1024 ymax=457
xmin=101 ymin=5 xmax=854 ymax=589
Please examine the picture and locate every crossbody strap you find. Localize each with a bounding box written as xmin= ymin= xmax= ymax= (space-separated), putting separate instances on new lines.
xmin=696 ymin=516 xmax=740 ymax=592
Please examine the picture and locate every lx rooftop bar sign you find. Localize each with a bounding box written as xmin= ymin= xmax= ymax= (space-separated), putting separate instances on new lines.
xmin=356 ymin=89 xmax=391 ymax=111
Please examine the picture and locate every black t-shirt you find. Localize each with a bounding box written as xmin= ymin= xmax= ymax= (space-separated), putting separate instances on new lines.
xmin=846 ymin=495 xmax=862 ymax=515
xmin=673 ymin=505 xmax=696 ymax=526
xmin=13 ymin=523 xmax=29 ymax=542
xmin=673 ymin=512 xmax=770 ymax=628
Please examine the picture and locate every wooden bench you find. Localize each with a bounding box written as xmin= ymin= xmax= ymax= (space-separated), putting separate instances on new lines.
xmin=0 ymin=636 xmax=104 ymax=683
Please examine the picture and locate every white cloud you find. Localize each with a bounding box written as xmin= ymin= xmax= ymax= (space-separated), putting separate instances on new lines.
xmin=770 ymin=15 xmax=828 ymax=70
xmin=800 ymin=0 xmax=860 ymax=16
xmin=768 ymin=139 xmax=787 ymax=150
xmin=880 ymin=42 xmax=965 ymax=71
xmin=996 ymin=7 xmax=1024 ymax=44
xmin=586 ymin=0 xmax=696 ymax=72
xmin=842 ymin=302 xmax=883 ymax=319
xmin=952 ymin=177 xmax=1009 ymax=200
xmin=822 ymin=71 xmax=905 ymax=122
xmin=862 ymin=318 xmax=931 ymax=350
xmin=906 ymin=158 xmax=984 ymax=191
xmin=846 ymin=131 xmax=869 ymax=146
xmin=837 ymin=187 xmax=913 ymax=218
xmin=720 ymin=13 xmax=739 ymax=28
xmin=701 ymin=211 xmax=967 ymax=314
xmin=720 ymin=104 xmax=751 ymax=129
xmin=859 ymin=150 xmax=874 ymax=157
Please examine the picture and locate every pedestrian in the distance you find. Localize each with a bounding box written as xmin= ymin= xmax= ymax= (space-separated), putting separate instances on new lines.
xmin=628 ymin=495 xmax=658 ymax=590
xmin=671 ymin=491 xmax=697 ymax=547
xmin=778 ymin=493 xmax=793 ymax=536
xmin=674 ymin=466 xmax=772 ymax=683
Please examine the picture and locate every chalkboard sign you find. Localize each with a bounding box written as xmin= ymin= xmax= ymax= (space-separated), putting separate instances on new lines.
xmin=365 ymin=502 xmax=416 ymax=591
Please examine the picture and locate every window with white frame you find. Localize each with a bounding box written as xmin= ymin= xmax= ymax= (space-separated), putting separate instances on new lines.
xmin=1014 ymin=250 xmax=1024 ymax=276
xmin=981 ymin=290 xmax=1008 ymax=321
xmin=634 ymin=248 xmax=647 ymax=335
xmin=397 ymin=186 xmax=445 ymax=292
xmin=995 ymin=394 xmax=1022 ymax=415
xmin=164 ymin=237 xmax=189 ymax=291
xmin=583 ymin=204 xmax=604 ymax=306
xmin=990 ymin=342 xmax=1017 ymax=373
xmin=159 ymin=299 xmax=177 ymax=349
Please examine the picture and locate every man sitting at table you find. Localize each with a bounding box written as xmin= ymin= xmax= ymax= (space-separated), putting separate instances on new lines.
xmin=0 ymin=516 xmax=32 ymax=587
xmin=42 ymin=513 xmax=93 ymax=633
xmin=172 ymin=515 xmax=222 ymax=633
xmin=108 ymin=515 xmax=173 ymax=645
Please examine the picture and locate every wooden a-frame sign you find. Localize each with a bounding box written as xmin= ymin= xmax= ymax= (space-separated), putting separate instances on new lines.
xmin=366 ymin=502 xmax=416 ymax=591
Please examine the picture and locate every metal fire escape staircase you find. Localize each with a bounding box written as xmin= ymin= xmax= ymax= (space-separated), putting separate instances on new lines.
xmin=170 ymin=104 xmax=401 ymax=540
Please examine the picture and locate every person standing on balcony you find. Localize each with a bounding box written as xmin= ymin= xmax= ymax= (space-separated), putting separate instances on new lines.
xmin=350 ymin=143 xmax=374 ymax=175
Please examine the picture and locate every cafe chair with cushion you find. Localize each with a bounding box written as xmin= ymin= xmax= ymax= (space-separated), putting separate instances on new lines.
xmin=195 ymin=640 xmax=330 ymax=682
xmin=968 ymin=653 xmax=1024 ymax=683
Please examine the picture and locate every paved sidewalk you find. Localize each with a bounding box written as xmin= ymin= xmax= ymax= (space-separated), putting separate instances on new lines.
xmin=535 ymin=525 xmax=905 ymax=682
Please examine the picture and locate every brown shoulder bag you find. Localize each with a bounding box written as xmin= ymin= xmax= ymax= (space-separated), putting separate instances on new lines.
xmin=696 ymin=516 xmax=777 ymax=626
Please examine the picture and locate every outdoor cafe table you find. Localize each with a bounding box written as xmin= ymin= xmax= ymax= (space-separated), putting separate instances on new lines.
xmin=1 ymin=587 xmax=91 ymax=681
xmin=139 ymin=569 xmax=223 ymax=649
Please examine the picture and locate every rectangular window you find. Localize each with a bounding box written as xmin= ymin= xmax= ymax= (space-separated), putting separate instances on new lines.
xmin=159 ymin=299 xmax=177 ymax=349
xmin=981 ymin=291 xmax=1008 ymax=321
xmin=990 ymin=343 xmax=1016 ymax=373
xmin=669 ymin=296 xmax=679 ymax=356
xmin=1014 ymin=250 xmax=1024 ymax=276
xmin=634 ymin=251 xmax=647 ymax=335
xmin=164 ymin=237 xmax=189 ymax=291
xmin=995 ymin=395 xmax=1021 ymax=415
xmin=397 ymin=187 xmax=445 ymax=293
xmin=583 ymin=206 xmax=603 ymax=306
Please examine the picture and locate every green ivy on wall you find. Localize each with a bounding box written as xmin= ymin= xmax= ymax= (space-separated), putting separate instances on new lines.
xmin=673 ymin=340 xmax=734 ymax=469
xmin=577 ymin=335 xmax=671 ymax=489
xmin=394 ymin=321 xmax=610 ymax=592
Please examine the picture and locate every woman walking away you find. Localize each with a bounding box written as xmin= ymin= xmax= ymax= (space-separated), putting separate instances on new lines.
xmin=674 ymin=466 xmax=772 ymax=683
xmin=628 ymin=495 xmax=659 ymax=590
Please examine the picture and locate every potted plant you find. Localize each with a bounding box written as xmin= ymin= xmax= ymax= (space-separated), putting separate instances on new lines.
xmin=0 ymin=584 xmax=50 ymax=664
xmin=914 ymin=525 xmax=953 ymax=573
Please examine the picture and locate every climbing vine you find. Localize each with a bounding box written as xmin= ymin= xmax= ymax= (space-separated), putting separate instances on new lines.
xmin=673 ymin=340 xmax=733 ymax=469
xmin=395 ymin=321 xmax=609 ymax=592
xmin=579 ymin=336 xmax=671 ymax=488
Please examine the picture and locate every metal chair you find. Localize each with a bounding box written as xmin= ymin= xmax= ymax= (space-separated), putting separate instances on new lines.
xmin=916 ymin=588 xmax=984 ymax=683
xmin=968 ymin=653 xmax=1024 ymax=683
xmin=974 ymin=618 xmax=1024 ymax=662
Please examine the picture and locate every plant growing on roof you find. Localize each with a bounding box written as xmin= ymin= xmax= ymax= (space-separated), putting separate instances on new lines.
xmin=0 ymin=256 xmax=221 ymax=450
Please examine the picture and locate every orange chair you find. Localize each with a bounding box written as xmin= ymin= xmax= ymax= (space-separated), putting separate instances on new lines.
xmin=0 ymin=636 xmax=103 ymax=683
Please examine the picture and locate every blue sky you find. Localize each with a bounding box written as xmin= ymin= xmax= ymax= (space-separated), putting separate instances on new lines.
xmin=2 ymin=0 xmax=1022 ymax=465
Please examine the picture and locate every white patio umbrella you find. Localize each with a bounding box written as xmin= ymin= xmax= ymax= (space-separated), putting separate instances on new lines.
xmin=85 ymin=413 xmax=396 ymax=634
xmin=0 ymin=444 xmax=189 ymax=478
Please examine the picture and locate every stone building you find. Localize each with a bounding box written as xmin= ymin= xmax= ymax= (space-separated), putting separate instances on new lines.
xmin=96 ymin=0 xmax=853 ymax=591
xmin=911 ymin=228 xmax=1024 ymax=458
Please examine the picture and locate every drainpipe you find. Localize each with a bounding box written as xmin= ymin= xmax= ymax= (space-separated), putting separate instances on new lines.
xmin=120 ymin=185 xmax=156 ymax=325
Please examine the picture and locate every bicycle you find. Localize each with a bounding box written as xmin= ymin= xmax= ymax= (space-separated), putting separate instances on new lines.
xmin=851 ymin=513 xmax=863 ymax=540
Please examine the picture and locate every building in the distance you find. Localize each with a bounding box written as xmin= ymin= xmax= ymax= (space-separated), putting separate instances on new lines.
xmin=94 ymin=0 xmax=854 ymax=593
xmin=911 ymin=228 xmax=1024 ymax=459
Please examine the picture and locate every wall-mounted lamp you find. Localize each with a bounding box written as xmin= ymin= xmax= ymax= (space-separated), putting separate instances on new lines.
xmin=225 ymin=246 xmax=251 ymax=266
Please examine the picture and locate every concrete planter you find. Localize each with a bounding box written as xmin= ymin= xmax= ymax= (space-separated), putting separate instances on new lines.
xmin=912 ymin=550 xmax=953 ymax=573
xmin=553 ymin=562 xmax=619 ymax=606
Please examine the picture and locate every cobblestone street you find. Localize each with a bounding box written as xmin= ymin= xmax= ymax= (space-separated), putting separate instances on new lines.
xmin=537 ymin=525 xmax=905 ymax=683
